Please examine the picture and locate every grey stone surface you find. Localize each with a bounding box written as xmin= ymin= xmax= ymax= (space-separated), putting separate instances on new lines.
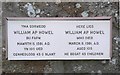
xmin=0 ymin=1 xmax=2 ymax=74
xmin=1 ymin=2 xmax=120 ymax=74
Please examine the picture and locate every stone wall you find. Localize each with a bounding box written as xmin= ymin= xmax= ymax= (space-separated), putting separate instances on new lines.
xmin=0 ymin=0 xmax=120 ymax=74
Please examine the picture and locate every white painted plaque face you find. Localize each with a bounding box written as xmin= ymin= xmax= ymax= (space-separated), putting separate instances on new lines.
xmin=6 ymin=17 xmax=112 ymax=60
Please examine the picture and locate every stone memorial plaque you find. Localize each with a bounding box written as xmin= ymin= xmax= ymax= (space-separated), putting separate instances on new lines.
xmin=6 ymin=17 xmax=112 ymax=60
